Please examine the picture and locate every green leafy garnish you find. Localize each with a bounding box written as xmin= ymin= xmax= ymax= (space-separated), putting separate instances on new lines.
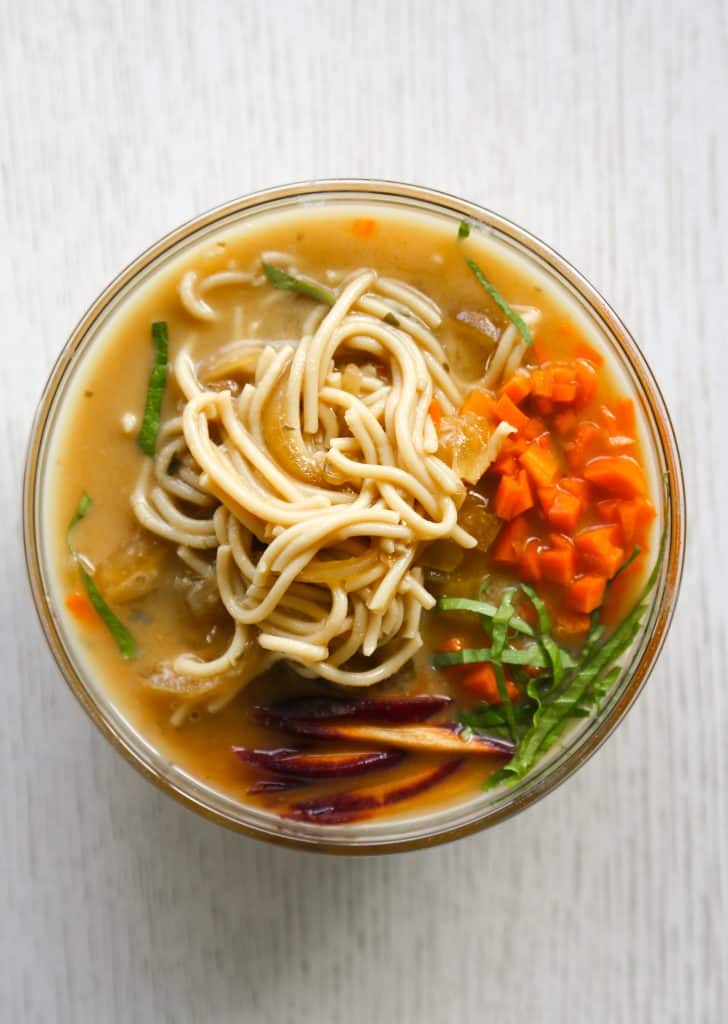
xmin=464 ymin=258 xmax=533 ymax=347
xmin=438 ymin=480 xmax=669 ymax=788
xmin=436 ymin=596 xmax=534 ymax=638
xmin=66 ymin=490 xmax=92 ymax=551
xmin=67 ymin=493 xmax=138 ymax=660
xmin=458 ymin=220 xmax=471 ymax=239
xmin=383 ymin=312 xmax=400 ymax=328
xmin=137 ymin=321 xmax=169 ymax=457
xmin=262 ymin=262 xmax=335 ymax=306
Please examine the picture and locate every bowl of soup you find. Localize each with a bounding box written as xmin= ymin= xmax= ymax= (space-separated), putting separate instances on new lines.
xmin=23 ymin=180 xmax=685 ymax=852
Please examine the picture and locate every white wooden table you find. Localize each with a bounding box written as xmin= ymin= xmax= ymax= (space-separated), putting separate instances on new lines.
xmin=2 ymin=2 xmax=726 ymax=1020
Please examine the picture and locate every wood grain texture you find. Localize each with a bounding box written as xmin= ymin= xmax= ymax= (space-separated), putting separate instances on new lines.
xmin=1 ymin=0 xmax=726 ymax=1020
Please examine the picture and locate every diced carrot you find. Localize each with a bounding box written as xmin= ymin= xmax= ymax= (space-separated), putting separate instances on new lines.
xmin=494 ymin=469 xmax=534 ymax=520
xmin=634 ymin=497 xmax=656 ymax=532
xmin=531 ymin=368 xmax=553 ymax=398
xmin=560 ymin=476 xmax=590 ymax=502
xmin=351 ymin=217 xmax=377 ymax=239
xmin=599 ymin=405 xmax=619 ymax=435
xmin=596 ymin=498 xmax=620 ymax=522
xmin=428 ymin=396 xmax=442 ymax=429
xmin=531 ymin=337 xmax=549 ymax=363
xmin=567 ymin=575 xmax=607 ymax=613
xmin=616 ymin=501 xmax=639 ymax=546
xmin=553 ymin=410 xmax=578 ymax=436
xmin=461 ymin=663 xmax=519 ymax=703
xmin=583 ymin=455 xmax=646 ymax=498
xmin=554 ymin=609 xmax=591 ymax=638
xmin=494 ymin=392 xmax=530 ymax=432
xmin=490 ymin=454 xmax=518 ymax=477
xmin=65 ymin=591 xmax=98 ymax=624
xmin=519 ymin=537 xmax=542 ymax=581
xmin=533 ymin=396 xmax=555 ymax=416
xmin=520 ymin=439 xmax=561 ymax=487
xmin=548 ymin=531 xmax=575 ymax=551
xmin=574 ymin=524 xmax=624 ymax=577
xmin=565 ymin=422 xmax=603 ymax=471
xmin=439 ymin=636 xmax=468 ymax=679
xmin=574 ymin=359 xmax=598 ymax=406
xmin=614 ymin=397 xmax=636 ymax=435
xmin=538 ymin=545 xmax=576 ymax=585
xmin=491 ymin=516 xmax=529 ymax=564
xmin=500 ymin=371 xmax=532 ymax=405
xmin=540 ymin=487 xmax=582 ymax=532
xmin=440 ymin=636 xmax=466 ymax=653
xmin=522 ymin=417 xmax=547 ymax=440
xmin=551 ymin=366 xmax=578 ymax=403
xmin=459 ymin=388 xmax=496 ymax=420
xmin=575 ymin=341 xmax=604 ymax=366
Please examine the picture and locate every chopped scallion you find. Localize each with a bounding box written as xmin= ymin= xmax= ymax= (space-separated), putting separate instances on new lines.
xmin=261 ymin=262 xmax=336 ymax=306
xmin=67 ymin=492 xmax=138 ymax=659
xmin=137 ymin=321 xmax=169 ymax=457
xmin=464 ymin=258 xmax=533 ymax=347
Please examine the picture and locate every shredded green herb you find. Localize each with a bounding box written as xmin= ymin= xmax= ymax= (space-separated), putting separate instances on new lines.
xmin=262 ymin=262 xmax=336 ymax=306
xmin=464 ymin=258 xmax=533 ymax=347
xmin=66 ymin=490 xmax=92 ymax=551
xmin=137 ymin=321 xmax=169 ymax=457
xmin=383 ymin=312 xmax=400 ymax=328
xmin=437 ymin=479 xmax=669 ymax=787
xmin=67 ymin=493 xmax=138 ymax=659
xmin=458 ymin=220 xmax=471 ymax=239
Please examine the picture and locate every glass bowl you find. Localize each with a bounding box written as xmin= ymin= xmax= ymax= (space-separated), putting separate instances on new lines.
xmin=23 ymin=180 xmax=686 ymax=853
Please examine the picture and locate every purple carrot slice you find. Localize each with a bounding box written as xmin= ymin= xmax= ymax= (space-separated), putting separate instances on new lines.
xmin=267 ymin=720 xmax=515 ymax=757
xmin=248 ymin=778 xmax=308 ymax=795
xmin=256 ymin=694 xmax=452 ymax=727
xmin=286 ymin=758 xmax=464 ymax=825
xmin=234 ymin=746 xmax=404 ymax=778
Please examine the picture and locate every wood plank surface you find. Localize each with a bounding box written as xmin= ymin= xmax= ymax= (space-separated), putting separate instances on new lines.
xmin=1 ymin=1 xmax=726 ymax=1020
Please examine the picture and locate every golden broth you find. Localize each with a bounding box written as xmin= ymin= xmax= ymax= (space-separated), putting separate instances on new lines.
xmin=45 ymin=204 xmax=654 ymax=822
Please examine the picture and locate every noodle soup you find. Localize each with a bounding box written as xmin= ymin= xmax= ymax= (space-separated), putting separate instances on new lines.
xmin=42 ymin=200 xmax=667 ymax=828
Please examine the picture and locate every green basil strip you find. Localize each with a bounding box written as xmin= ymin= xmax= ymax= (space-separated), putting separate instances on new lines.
xmin=262 ymin=262 xmax=336 ymax=306
xmin=458 ymin=220 xmax=471 ymax=239
xmin=433 ymin=645 xmax=576 ymax=671
xmin=67 ymin=492 xmax=138 ymax=660
xmin=465 ymin=258 xmax=533 ymax=347
xmin=76 ymin=565 xmax=138 ymax=660
xmin=490 ymin=590 xmax=517 ymax=738
xmin=137 ymin=321 xmax=169 ymax=457
xmin=436 ymin=596 xmax=535 ymax=637
xmin=519 ymin=584 xmax=564 ymax=690
xmin=66 ymin=490 xmax=92 ymax=551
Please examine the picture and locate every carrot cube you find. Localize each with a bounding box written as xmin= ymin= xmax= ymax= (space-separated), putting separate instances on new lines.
xmin=568 ymin=575 xmax=607 ymax=613
xmin=538 ymin=545 xmax=576 ymax=585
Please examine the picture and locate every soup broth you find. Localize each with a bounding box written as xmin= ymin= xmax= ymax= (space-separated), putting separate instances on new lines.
xmin=46 ymin=204 xmax=658 ymax=824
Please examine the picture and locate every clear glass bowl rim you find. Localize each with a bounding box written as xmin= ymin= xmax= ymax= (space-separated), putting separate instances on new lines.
xmin=22 ymin=178 xmax=686 ymax=854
